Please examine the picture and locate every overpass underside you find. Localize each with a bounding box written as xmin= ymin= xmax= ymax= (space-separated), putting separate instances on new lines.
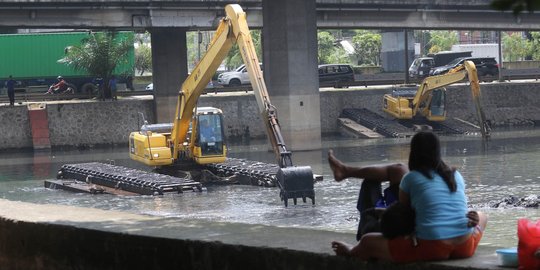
xmin=0 ymin=1 xmax=538 ymax=30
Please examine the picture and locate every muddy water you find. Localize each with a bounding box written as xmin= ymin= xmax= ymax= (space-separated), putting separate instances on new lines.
xmin=0 ymin=130 xmax=539 ymax=249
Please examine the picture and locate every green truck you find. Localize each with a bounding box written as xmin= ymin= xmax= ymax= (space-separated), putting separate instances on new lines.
xmin=0 ymin=31 xmax=134 ymax=93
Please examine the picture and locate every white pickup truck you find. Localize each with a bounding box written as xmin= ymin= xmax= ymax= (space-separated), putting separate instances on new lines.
xmin=217 ymin=63 xmax=263 ymax=87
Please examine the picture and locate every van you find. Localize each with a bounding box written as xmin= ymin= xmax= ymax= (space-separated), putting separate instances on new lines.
xmin=429 ymin=57 xmax=499 ymax=81
xmin=318 ymin=64 xmax=355 ymax=88
xmin=409 ymin=57 xmax=434 ymax=79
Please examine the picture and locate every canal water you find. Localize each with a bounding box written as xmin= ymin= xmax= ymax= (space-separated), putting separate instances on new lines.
xmin=0 ymin=129 xmax=539 ymax=249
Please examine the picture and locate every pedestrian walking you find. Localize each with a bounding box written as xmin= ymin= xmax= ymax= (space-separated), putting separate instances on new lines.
xmin=109 ymin=75 xmax=118 ymax=100
xmin=5 ymin=75 xmax=16 ymax=106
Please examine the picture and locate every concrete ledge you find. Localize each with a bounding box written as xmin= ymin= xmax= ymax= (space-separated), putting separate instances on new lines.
xmin=0 ymin=199 xmax=505 ymax=270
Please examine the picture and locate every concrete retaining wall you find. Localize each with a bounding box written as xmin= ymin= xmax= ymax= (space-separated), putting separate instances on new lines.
xmin=0 ymin=199 xmax=488 ymax=270
xmin=0 ymin=218 xmax=363 ymax=270
xmin=1 ymin=82 xmax=540 ymax=150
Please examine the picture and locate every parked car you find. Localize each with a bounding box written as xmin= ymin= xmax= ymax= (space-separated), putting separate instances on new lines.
xmin=217 ymin=63 xmax=263 ymax=87
xmin=408 ymin=57 xmax=434 ymax=79
xmin=318 ymin=64 xmax=355 ymax=88
xmin=429 ymin=57 xmax=499 ymax=81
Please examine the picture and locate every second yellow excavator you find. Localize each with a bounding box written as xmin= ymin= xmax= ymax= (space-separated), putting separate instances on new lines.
xmin=382 ymin=60 xmax=490 ymax=139
xmin=128 ymin=4 xmax=315 ymax=206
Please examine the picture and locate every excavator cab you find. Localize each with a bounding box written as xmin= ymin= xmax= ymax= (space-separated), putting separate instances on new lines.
xmin=192 ymin=107 xmax=227 ymax=164
xmin=427 ymin=88 xmax=446 ymax=120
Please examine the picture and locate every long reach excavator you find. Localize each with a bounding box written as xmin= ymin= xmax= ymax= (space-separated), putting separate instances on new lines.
xmin=382 ymin=60 xmax=491 ymax=139
xmin=128 ymin=4 xmax=315 ymax=206
xmin=51 ymin=4 xmax=315 ymax=207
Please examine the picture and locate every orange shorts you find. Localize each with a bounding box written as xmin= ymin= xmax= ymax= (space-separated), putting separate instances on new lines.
xmin=388 ymin=227 xmax=484 ymax=263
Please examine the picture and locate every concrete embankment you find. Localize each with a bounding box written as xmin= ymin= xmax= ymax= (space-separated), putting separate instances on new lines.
xmin=0 ymin=199 xmax=504 ymax=270
xmin=1 ymin=81 xmax=539 ymax=150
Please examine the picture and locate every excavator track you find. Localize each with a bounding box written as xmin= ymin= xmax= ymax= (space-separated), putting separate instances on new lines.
xmin=398 ymin=117 xmax=482 ymax=135
xmin=46 ymin=158 xmax=311 ymax=196
xmin=342 ymin=108 xmax=483 ymax=137
xmin=204 ymin=157 xmax=281 ymax=187
xmin=47 ymin=162 xmax=203 ymax=195
xmin=341 ymin=108 xmax=414 ymax=138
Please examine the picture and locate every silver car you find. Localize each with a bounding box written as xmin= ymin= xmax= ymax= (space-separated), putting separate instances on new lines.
xmin=217 ymin=63 xmax=263 ymax=87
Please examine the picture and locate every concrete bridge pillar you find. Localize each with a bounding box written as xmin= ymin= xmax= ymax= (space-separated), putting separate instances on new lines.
xmin=150 ymin=28 xmax=188 ymax=123
xmin=380 ymin=30 xmax=414 ymax=73
xmin=262 ymin=0 xmax=321 ymax=151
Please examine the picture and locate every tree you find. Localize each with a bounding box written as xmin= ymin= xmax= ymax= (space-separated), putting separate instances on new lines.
xmin=317 ymin=31 xmax=349 ymax=64
xmin=318 ymin=31 xmax=336 ymax=64
xmin=502 ymin=32 xmax=530 ymax=61
xmin=224 ymin=29 xmax=262 ymax=70
xmin=428 ymin=31 xmax=458 ymax=52
xmin=59 ymin=31 xmax=134 ymax=98
xmin=351 ymin=30 xmax=381 ymax=66
xmin=135 ymin=44 xmax=152 ymax=76
xmin=527 ymin=32 xmax=540 ymax=60
xmin=135 ymin=32 xmax=152 ymax=76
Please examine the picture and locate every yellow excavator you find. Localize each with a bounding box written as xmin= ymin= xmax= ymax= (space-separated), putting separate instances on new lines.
xmin=129 ymin=4 xmax=314 ymax=206
xmin=382 ymin=60 xmax=490 ymax=139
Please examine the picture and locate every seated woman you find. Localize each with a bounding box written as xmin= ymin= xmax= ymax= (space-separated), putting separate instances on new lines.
xmin=331 ymin=131 xmax=487 ymax=263
xmin=328 ymin=149 xmax=408 ymax=240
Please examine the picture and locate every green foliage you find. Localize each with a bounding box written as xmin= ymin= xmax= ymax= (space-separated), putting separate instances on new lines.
xmin=224 ymin=30 xmax=262 ymax=70
xmin=186 ymin=29 xmax=263 ymax=72
xmin=318 ymin=31 xmax=336 ymax=64
xmin=502 ymin=32 xmax=529 ymax=61
xmin=134 ymin=31 xmax=151 ymax=76
xmin=317 ymin=31 xmax=349 ymax=64
xmin=351 ymin=30 xmax=381 ymax=65
xmin=428 ymin=31 xmax=458 ymax=52
xmin=135 ymin=43 xmax=152 ymax=76
xmin=59 ymin=31 xmax=134 ymax=88
xmin=527 ymin=32 xmax=540 ymax=60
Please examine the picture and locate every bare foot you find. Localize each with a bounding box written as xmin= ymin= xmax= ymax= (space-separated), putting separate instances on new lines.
xmin=328 ymin=149 xmax=347 ymax=182
xmin=331 ymin=241 xmax=352 ymax=256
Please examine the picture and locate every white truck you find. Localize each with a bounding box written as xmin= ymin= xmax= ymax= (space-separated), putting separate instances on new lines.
xmin=451 ymin=43 xmax=501 ymax=64
xmin=217 ymin=63 xmax=263 ymax=87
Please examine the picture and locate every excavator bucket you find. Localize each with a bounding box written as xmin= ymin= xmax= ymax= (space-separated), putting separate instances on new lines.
xmin=277 ymin=166 xmax=315 ymax=207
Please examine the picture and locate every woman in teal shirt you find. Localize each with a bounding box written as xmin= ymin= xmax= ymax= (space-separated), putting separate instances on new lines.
xmin=332 ymin=131 xmax=487 ymax=263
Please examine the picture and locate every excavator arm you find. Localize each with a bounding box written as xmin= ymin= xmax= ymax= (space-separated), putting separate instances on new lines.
xmin=226 ymin=5 xmax=293 ymax=168
xmin=226 ymin=5 xmax=314 ymax=206
xmin=411 ymin=68 xmax=468 ymax=119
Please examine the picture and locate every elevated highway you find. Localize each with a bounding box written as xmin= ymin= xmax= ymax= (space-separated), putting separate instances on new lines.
xmin=0 ymin=0 xmax=538 ymax=30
